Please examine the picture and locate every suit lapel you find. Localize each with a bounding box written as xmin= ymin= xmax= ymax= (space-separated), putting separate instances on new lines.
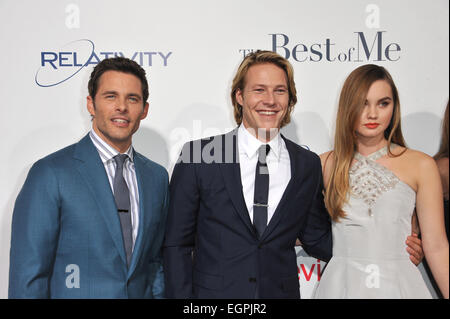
xmin=220 ymin=162 xmax=256 ymax=236
xmin=260 ymin=135 xmax=302 ymax=241
xmin=73 ymin=134 xmax=128 ymax=266
xmin=219 ymin=129 xmax=256 ymax=236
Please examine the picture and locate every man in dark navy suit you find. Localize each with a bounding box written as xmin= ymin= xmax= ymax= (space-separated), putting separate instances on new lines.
xmin=163 ymin=51 xmax=423 ymax=299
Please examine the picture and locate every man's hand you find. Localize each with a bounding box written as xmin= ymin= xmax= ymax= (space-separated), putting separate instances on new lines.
xmin=406 ymin=233 xmax=424 ymax=266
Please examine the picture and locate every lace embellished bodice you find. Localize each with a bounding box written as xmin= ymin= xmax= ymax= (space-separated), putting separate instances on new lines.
xmin=331 ymin=143 xmax=416 ymax=259
xmin=350 ymin=144 xmax=400 ymax=216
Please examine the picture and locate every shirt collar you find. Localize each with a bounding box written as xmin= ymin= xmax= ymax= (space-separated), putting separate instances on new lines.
xmin=89 ymin=129 xmax=134 ymax=164
xmin=238 ymin=124 xmax=281 ymax=160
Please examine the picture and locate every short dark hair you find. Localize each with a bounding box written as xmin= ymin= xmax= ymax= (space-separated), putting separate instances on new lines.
xmin=88 ymin=57 xmax=149 ymax=105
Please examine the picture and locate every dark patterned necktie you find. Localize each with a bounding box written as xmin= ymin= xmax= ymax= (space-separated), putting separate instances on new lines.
xmin=113 ymin=154 xmax=132 ymax=267
xmin=253 ymin=144 xmax=270 ymax=238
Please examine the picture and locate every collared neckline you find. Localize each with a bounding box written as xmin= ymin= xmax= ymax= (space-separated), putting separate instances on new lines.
xmin=89 ymin=129 xmax=134 ymax=164
xmin=238 ymin=125 xmax=281 ymax=160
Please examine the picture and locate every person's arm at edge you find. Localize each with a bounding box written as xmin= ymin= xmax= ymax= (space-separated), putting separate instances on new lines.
xmin=9 ymin=159 xmax=60 ymax=298
xmin=415 ymin=154 xmax=449 ymax=298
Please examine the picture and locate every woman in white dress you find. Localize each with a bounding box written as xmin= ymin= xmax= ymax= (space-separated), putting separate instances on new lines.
xmin=314 ymin=64 xmax=449 ymax=299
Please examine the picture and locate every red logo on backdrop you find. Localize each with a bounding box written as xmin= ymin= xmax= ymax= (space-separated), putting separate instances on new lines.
xmin=298 ymin=259 xmax=322 ymax=281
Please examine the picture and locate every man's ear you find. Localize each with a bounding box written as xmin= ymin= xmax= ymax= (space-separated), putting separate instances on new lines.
xmin=140 ymin=102 xmax=149 ymax=120
xmin=235 ymin=89 xmax=244 ymax=106
xmin=87 ymin=95 xmax=95 ymax=117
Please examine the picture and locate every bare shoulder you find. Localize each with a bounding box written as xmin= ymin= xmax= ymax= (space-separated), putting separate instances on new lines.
xmin=319 ymin=151 xmax=334 ymax=169
xmin=403 ymin=148 xmax=436 ymax=165
xmin=399 ymin=148 xmax=440 ymax=176
xmin=319 ymin=150 xmax=334 ymax=185
xmin=385 ymin=147 xmax=440 ymax=192
xmin=319 ymin=150 xmax=334 ymax=162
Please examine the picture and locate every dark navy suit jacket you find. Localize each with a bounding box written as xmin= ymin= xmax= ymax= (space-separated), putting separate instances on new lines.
xmin=163 ymin=129 xmax=332 ymax=299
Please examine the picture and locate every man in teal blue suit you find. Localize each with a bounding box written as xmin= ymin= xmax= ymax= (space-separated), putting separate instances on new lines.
xmin=9 ymin=57 xmax=168 ymax=298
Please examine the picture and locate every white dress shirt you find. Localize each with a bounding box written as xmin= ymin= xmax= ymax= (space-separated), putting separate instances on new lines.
xmin=238 ymin=125 xmax=291 ymax=225
xmin=89 ymin=129 xmax=139 ymax=250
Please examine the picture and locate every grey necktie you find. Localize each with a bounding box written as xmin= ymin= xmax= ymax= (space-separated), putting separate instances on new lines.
xmin=113 ymin=154 xmax=132 ymax=267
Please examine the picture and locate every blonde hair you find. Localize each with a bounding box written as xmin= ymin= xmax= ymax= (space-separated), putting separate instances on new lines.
xmin=325 ymin=64 xmax=406 ymax=221
xmin=231 ymin=50 xmax=297 ymax=128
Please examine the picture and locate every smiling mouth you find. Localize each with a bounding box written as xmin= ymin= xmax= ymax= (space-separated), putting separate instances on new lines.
xmin=111 ymin=118 xmax=130 ymax=126
xmin=257 ymin=110 xmax=278 ymax=115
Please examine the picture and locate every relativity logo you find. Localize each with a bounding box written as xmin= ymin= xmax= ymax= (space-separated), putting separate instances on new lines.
xmin=35 ymin=39 xmax=172 ymax=87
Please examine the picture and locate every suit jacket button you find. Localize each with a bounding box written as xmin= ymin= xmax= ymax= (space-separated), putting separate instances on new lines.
xmin=249 ymin=277 xmax=257 ymax=283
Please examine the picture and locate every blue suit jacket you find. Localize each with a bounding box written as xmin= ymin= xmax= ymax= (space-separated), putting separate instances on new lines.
xmin=163 ymin=129 xmax=332 ymax=299
xmin=9 ymin=134 xmax=169 ymax=298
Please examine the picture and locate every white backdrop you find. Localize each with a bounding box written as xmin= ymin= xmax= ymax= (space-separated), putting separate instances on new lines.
xmin=0 ymin=0 xmax=448 ymax=299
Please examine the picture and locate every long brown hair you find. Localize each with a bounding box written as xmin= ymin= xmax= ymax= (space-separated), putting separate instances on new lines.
xmin=434 ymin=101 xmax=449 ymax=160
xmin=231 ymin=50 xmax=297 ymax=128
xmin=325 ymin=64 xmax=406 ymax=221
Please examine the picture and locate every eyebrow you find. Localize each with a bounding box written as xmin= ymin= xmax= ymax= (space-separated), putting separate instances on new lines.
xmin=100 ymin=90 xmax=118 ymax=96
xmin=100 ymin=91 xmax=142 ymax=99
xmin=378 ymin=96 xmax=392 ymax=102
xmin=127 ymin=93 xmax=142 ymax=99
xmin=251 ymin=84 xmax=288 ymax=88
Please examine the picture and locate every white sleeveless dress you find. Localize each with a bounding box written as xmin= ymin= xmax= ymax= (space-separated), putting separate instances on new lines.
xmin=313 ymin=146 xmax=432 ymax=299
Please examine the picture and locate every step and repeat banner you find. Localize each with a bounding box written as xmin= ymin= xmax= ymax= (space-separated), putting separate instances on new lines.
xmin=0 ymin=0 xmax=448 ymax=299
